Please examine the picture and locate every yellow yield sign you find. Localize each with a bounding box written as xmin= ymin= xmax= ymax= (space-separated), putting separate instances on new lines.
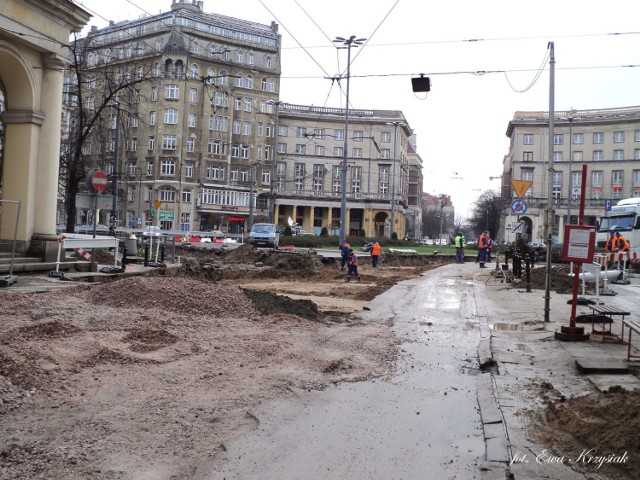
xmin=512 ymin=180 xmax=532 ymax=199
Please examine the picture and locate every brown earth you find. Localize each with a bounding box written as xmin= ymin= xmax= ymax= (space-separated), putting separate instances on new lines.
xmin=0 ymin=246 xmax=638 ymax=479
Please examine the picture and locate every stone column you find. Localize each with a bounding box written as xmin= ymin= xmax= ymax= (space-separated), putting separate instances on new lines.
xmin=34 ymin=55 xmax=65 ymax=237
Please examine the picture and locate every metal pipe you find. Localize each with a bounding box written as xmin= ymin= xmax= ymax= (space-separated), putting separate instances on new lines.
xmin=544 ymin=41 xmax=555 ymax=323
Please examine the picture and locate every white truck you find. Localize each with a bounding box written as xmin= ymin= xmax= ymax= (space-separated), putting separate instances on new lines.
xmin=597 ymin=197 xmax=640 ymax=252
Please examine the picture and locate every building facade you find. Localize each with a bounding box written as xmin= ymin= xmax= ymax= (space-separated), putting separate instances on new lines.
xmin=67 ymin=0 xmax=281 ymax=234
xmin=67 ymin=0 xmax=418 ymax=239
xmin=503 ymin=106 xmax=640 ymax=243
xmin=274 ymin=104 xmax=414 ymax=238
xmin=0 ymin=0 xmax=90 ymax=258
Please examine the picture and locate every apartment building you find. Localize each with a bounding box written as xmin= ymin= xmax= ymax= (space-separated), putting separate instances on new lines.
xmin=274 ymin=104 xmax=415 ymax=238
xmin=503 ymin=106 xmax=640 ymax=243
xmin=67 ymin=0 xmax=281 ymax=234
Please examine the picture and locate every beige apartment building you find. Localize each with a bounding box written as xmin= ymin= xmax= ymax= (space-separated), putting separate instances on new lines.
xmin=68 ymin=0 xmax=281 ymax=235
xmin=502 ymin=106 xmax=640 ymax=243
xmin=274 ymin=104 xmax=415 ymax=238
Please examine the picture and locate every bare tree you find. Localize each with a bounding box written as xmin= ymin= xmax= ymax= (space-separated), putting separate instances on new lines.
xmin=468 ymin=190 xmax=502 ymax=240
xmin=60 ymin=34 xmax=155 ymax=233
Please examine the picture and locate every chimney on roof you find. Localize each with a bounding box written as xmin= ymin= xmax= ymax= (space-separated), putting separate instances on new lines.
xmin=171 ymin=0 xmax=201 ymax=12
xmin=90 ymin=25 xmax=98 ymax=33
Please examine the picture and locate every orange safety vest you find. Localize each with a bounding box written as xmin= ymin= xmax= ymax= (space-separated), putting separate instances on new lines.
xmin=618 ymin=235 xmax=630 ymax=252
xmin=605 ymin=235 xmax=616 ymax=252
xmin=478 ymin=234 xmax=485 ymax=248
xmin=348 ymin=252 xmax=358 ymax=266
xmin=372 ymin=244 xmax=381 ymax=256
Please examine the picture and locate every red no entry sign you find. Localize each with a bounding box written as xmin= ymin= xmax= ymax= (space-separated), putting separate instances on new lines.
xmin=86 ymin=169 xmax=108 ymax=192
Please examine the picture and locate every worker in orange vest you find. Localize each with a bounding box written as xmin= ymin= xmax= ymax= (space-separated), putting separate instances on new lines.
xmin=371 ymin=242 xmax=381 ymax=268
xmin=346 ymin=249 xmax=361 ymax=282
xmin=606 ymin=231 xmax=629 ymax=252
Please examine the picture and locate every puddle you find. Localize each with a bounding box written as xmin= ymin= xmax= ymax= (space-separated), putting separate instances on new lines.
xmin=490 ymin=323 xmax=520 ymax=331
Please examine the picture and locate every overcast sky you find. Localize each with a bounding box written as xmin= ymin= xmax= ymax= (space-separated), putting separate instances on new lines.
xmin=73 ymin=0 xmax=640 ymax=217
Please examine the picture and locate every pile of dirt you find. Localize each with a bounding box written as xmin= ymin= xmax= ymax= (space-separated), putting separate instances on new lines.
xmin=0 ymin=274 xmax=397 ymax=479
xmin=531 ymin=389 xmax=640 ymax=478
xmin=511 ymin=264 xmax=591 ymax=294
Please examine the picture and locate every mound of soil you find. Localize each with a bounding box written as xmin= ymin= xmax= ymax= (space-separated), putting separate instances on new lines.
xmin=512 ymin=264 xmax=591 ymax=294
xmin=531 ymin=389 xmax=640 ymax=478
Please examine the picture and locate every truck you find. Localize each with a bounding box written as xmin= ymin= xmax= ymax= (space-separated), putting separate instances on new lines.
xmin=597 ymin=197 xmax=640 ymax=252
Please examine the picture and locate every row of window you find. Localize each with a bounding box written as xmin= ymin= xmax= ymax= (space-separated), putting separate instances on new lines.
xmin=523 ymin=130 xmax=640 ymax=145
xmin=523 ymin=149 xmax=640 ymax=162
xmin=292 ymin=127 xmax=394 ymax=143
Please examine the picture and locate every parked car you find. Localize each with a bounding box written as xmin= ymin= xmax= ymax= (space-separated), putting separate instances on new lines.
xmin=249 ymin=223 xmax=279 ymax=248
xmin=527 ymin=241 xmax=546 ymax=249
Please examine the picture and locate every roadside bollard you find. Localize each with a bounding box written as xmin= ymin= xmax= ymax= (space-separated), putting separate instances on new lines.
xmin=144 ymin=242 xmax=149 ymax=267
xmin=525 ymin=255 xmax=532 ymax=292
xmin=160 ymin=243 xmax=165 ymax=263
xmin=513 ymin=253 xmax=522 ymax=278
xmin=121 ymin=245 xmax=128 ymax=271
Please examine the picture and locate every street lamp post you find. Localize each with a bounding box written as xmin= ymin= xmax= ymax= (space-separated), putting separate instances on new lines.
xmin=386 ymin=121 xmax=403 ymax=239
xmin=334 ymin=35 xmax=366 ymax=244
xmin=268 ymin=101 xmax=282 ymax=224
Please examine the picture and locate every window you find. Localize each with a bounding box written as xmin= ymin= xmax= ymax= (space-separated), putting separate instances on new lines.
xmin=148 ymin=136 xmax=155 ymax=151
xmin=265 ymin=123 xmax=272 ymax=137
xmin=164 ymin=108 xmax=178 ymax=124
xmin=235 ymin=75 xmax=244 ymax=88
xmin=382 ymin=131 xmax=391 ymax=143
xmin=240 ymin=169 xmax=249 ymax=182
xmin=636 ymin=149 xmax=640 ymax=160
xmin=612 ymin=170 xmax=623 ymax=185
xmin=185 ymin=162 xmax=193 ymax=178
xmin=186 ymin=137 xmax=194 ymax=152
xmin=294 ymin=164 xmax=305 ymax=177
xmin=335 ymin=130 xmax=344 ymax=141
xmin=258 ymin=122 xmax=264 ymax=136
xmin=231 ymin=144 xmax=239 ymax=158
xmin=295 ymin=144 xmax=306 ymax=155
xmin=230 ymin=168 xmax=238 ymax=182
xmin=523 ymin=134 xmax=534 ymax=145
xmin=236 ymin=50 xmax=244 ymax=63
xmin=188 ymin=113 xmax=196 ymax=128
xmin=243 ymin=97 xmax=252 ymax=112
xmin=593 ymin=150 xmax=604 ymax=161
xmin=635 ymin=130 xmax=640 ymax=142
xmin=248 ymin=52 xmax=254 ymax=65
xmin=593 ymin=132 xmax=604 ymax=144
xmin=189 ymin=88 xmax=197 ymax=103
xmin=213 ymin=140 xmax=223 ymax=155
xmin=233 ymin=120 xmax=241 ymax=134
xmin=553 ymin=152 xmax=563 ymax=162
xmin=277 ymin=143 xmax=287 ymax=154
xmin=381 ymin=149 xmax=390 ymax=159
xmin=159 ymin=186 xmax=175 ymax=202
xmin=314 ymin=128 xmax=325 ymax=139
xmin=166 ymin=84 xmax=179 ymax=99
xmin=334 ymin=147 xmax=343 ymax=157
xmin=242 ymin=121 xmax=251 ymax=136
xmin=573 ymin=132 xmax=583 ymax=144
xmin=296 ymin=127 xmax=307 ymax=138
xmin=315 ymin=145 xmax=325 ymax=156
xmin=261 ymin=169 xmax=271 ymax=185
xmin=278 ymin=125 xmax=288 ymax=137
xmin=214 ymin=91 xmax=227 ymax=107
xmin=592 ymin=170 xmax=603 ymax=186
xmin=553 ymin=134 xmax=563 ymax=145
xmin=552 ymin=171 xmax=563 ymax=186
xmin=379 ymin=166 xmax=390 ymax=195
xmin=160 ymin=159 xmax=176 ymax=176
xmin=634 ymin=170 xmax=640 ymax=186
xmin=241 ymin=145 xmax=249 ymax=159
xmin=266 ymin=56 xmax=272 ymax=68
xmin=353 ymin=148 xmax=362 ymax=158
xmin=613 ymin=149 xmax=625 ymax=161
xmin=162 ymin=135 xmax=177 ymax=150
xmin=190 ymin=63 xmax=199 ymax=79
xmin=235 ymin=97 xmax=242 ymax=110
xmin=573 ymin=151 xmax=583 ymax=162
xmin=523 ymin=151 xmax=533 ymax=162
xmin=129 ymin=137 xmax=138 ymax=152
xmin=256 ymin=145 xmax=263 ymax=160
xmin=614 ymin=131 xmax=625 ymax=143
xmin=149 ymin=111 xmax=156 ymax=126
xmin=261 ymin=78 xmax=267 ymax=91
xmin=268 ymin=79 xmax=275 ymax=92
xmin=146 ymin=161 xmax=153 ymax=176
xmin=151 ymin=86 xmax=158 ymax=101
xmin=182 ymin=189 xmax=192 ymax=203
xmin=353 ymin=131 xmax=363 ymax=142
xmin=206 ymin=163 xmax=225 ymax=180
xmin=246 ymin=75 xmax=253 ymax=89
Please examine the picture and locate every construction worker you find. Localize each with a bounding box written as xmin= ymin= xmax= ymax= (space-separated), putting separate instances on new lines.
xmin=371 ymin=242 xmax=381 ymax=268
xmin=346 ymin=249 xmax=361 ymax=282
xmin=454 ymin=232 xmax=465 ymax=263
xmin=605 ymin=230 xmax=629 ymax=252
xmin=486 ymin=232 xmax=494 ymax=263
xmin=339 ymin=241 xmax=351 ymax=271
xmin=478 ymin=231 xmax=489 ymax=268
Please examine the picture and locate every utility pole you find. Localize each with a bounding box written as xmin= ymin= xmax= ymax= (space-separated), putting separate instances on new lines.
xmin=333 ymin=35 xmax=366 ymax=244
xmin=268 ymin=101 xmax=281 ymax=224
xmin=112 ymin=104 xmax=121 ymax=227
xmin=544 ymin=41 xmax=555 ymax=323
xmin=387 ymin=121 xmax=402 ymax=239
